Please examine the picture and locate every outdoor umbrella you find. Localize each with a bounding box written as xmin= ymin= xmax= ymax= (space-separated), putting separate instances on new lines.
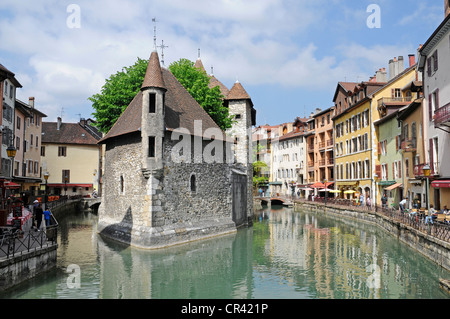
xmin=329 ymin=190 xmax=341 ymax=193
xmin=318 ymin=188 xmax=333 ymax=192
xmin=344 ymin=190 xmax=356 ymax=194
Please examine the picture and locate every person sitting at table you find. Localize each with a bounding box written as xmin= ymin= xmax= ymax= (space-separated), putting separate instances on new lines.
xmin=440 ymin=205 xmax=448 ymax=214
xmin=399 ymin=198 xmax=407 ymax=213
xmin=425 ymin=205 xmax=435 ymax=224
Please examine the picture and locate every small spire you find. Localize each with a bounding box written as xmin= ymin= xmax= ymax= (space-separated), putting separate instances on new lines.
xmin=152 ymin=17 xmax=157 ymax=51
xmin=210 ymin=66 xmax=214 ymax=76
xmin=198 ymin=48 xmax=201 ymax=59
xmin=158 ymin=40 xmax=168 ymax=66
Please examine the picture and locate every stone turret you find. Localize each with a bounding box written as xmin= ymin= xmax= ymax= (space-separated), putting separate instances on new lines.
xmin=140 ymin=50 xmax=167 ymax=176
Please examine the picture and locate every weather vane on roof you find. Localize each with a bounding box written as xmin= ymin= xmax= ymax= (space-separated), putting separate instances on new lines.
xmin=158 ymin=40 xmax=168 ymax=66
xmin=152 ymin=17 xmax=157 ymax=50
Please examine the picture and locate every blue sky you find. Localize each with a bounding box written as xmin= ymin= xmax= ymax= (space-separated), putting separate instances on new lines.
xmin=0 ymin=0 xmax=446 ymax=126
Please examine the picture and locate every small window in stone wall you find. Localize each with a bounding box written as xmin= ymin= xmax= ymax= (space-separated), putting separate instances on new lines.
xmin=120 ymin=175 xmax=124 ymax=194
xmin=190 ymin=174 xmax=196 ymax=193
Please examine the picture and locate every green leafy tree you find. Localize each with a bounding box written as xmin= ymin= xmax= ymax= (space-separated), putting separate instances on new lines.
xmin=89 ymin=57 xmax=148 ymax=133
xmin=89 ymin=57 xmax=233 ymax=133
xmin=169 ymin=58 xmax=233 ymax=130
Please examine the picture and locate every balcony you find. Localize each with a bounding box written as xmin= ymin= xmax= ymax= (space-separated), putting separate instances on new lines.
xmin=414 ymin=162 xmax=439 ymax=178
xmin=307 ymin=144 xmax=314 ymax=152
xmin=434 ymin=102 xmax=450 ymax=127
xmin=318 ymin=159 xmax=325 ymax=166
xmin=400 ymin=138 xmax=416 ymax=152
xmin=377 ymin=97 xmax=412 ymax=108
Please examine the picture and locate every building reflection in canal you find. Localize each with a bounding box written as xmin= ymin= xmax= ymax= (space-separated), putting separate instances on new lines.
xmin=2 ymin=206 xmax=448 ymax=299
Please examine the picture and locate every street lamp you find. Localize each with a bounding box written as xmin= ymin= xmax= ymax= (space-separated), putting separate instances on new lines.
xmin=6 ymin=144 xmax=16 ymax=179
xmin=44 ymin=172 xmax=49 ymax=210
xmin=323 ymin=179 xmax=328 ymax=206
xmin=423 ymin=164 xmax=431 ymax=212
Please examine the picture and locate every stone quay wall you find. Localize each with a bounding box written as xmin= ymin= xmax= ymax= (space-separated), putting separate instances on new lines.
xmin=0 ymin=245 xmax=57 ymax=292
xmin=294 ymin=201 xmax=450 ymax=271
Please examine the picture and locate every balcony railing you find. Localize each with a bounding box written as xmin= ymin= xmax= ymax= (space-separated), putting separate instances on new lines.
xmin=377 ymin=96 xmax=412 ymax=108
xmin=434 ymin=102 xmax=450 ymax=126
xmin=318 ymin=159 xmax=325 ymax=166
xmin=414 ymin=162 xmax=439 ymax=177
xmin=401 ymin=138 xmax=416 ymax=152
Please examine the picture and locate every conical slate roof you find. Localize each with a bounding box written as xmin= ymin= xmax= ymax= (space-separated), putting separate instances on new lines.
xmin=99 ymin=51 xmax=230 ymax=144
xmin=226 ymin=80 xmax=251 ymax=101
xmin=141 ymin=50 xmax=166 ymax=90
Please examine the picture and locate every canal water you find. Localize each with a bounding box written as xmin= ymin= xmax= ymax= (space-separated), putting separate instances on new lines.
xmin=1 ymin=205 xmax=449 ymax=299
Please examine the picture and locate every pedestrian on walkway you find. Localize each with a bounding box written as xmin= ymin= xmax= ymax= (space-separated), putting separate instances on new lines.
xmin=32 ymin=200 xmax=39 ymax=229
xmin=35 ymin=203 xmax=43 ymax=231
xmin=381 ymin=193 xmax=388 ymax=209
xmin=43 ymin=209 xmax=52 ymax=226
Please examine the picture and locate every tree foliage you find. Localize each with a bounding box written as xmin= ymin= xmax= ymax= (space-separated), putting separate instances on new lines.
xmin=89 ymin=57 xmax=148 ymax=133
xmin=89 ymin=56 xmax=233 ymax=133
xmin=168 ymin=58 xmax=233 ymax=130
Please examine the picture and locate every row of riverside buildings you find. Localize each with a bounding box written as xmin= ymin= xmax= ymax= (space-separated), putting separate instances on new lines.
xmin=253 ymin=2 xmax=450 ymax=211
xmin=0 ymin=63 xmax=102 ymax=203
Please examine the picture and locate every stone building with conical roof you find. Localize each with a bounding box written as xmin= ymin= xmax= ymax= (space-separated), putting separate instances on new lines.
xmin=97 ymin=49 xmax=255 ymax=249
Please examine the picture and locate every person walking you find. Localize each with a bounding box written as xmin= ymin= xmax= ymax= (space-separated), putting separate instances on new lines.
xmin=381 ymin=193 xmax=388 ymax=209
xmin=35 ymin=203 xmax=43 ymax=231
xmin=43 ymin=209 xmax=52 ymax=227
xmin=31 ymin=199 xmax=39 ymax=229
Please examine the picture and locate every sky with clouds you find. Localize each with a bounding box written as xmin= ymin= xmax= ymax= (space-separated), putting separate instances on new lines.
xmin=0 ymin=0 xmax=446 ymax=126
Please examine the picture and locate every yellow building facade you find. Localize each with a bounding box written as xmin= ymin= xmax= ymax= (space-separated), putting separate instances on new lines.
xmin=370 ymin=66 xmax=417 ymax=205
xmin=41 ymin=119 xmax=102 ymax=197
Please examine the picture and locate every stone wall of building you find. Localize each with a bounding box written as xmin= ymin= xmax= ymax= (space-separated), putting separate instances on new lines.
xmin=98 ymin=131 xmax=250 ymax=249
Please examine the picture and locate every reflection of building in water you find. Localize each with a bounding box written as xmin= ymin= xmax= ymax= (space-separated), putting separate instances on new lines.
xmin=96 ymin=229 xmax=254 ymax=299
xmin=267 ymin=211 xmax=308 ymax=271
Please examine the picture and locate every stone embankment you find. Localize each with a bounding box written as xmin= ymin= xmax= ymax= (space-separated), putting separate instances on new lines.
xmin=293 ymin=200 xmax=450 ymax=273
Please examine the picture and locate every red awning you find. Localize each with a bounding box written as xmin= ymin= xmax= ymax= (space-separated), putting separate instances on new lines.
xmin=4 ymin=182 xmax=20 ymax=189
xmin=431 ymin=180 xmax=450 ymax=188
xmin=47 ymin=184 xmax=93 ymax=188
xmin=311 ymin=182 xmax=324 ymax=188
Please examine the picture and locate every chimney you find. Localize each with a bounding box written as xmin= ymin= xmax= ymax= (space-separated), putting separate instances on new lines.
xmin=408 ymin=54 xmax=416 ymax=67
xmin=398 ymin=56 xmax=404 ymax=72
xmin=446 ymin=0 xmax=450 ymax=17
xmin=388 ymin=59 xmax=394 ymax=81
xmin=80 ymin=118 xmax=86 ymax=127
xmin=376 ymin=68 xmax=388 ymax=82
xmin=29 ymin=97 xmax=35 ymax=108
xmin=57 ymin=117 xmax=62 ymax=130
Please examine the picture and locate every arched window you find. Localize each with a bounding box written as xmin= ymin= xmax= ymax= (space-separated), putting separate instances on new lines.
xmin=190 ymin=174 xmax=196 ymax=192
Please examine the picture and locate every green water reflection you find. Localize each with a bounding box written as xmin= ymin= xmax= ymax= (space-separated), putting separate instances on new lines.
xmin=2 ymin=206 xmax=449 ymax=299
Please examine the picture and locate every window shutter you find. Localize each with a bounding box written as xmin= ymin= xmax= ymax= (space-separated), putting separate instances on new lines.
xmin=396 ymin=136 xmax=399 ymax=151
xmin=429 ymin=139 xmax=434 ymax=173
xmin=392 ymin=162 xmax=395 ymax=180
xmin=434 ymin=50 xmax=438 ymax=71
xmin=429 ymin=94 xmax=433 ymax=119
xmin=378 ymin=142 xmax=381 ymax=154
xmin=398 ymin=161 xmax=402 ymax=178
xmin=436 ymin=88 xmax=440 ymax=110
xmin=375 ymin=164 xmax=381 ymax=177
xmin=391 ymin=89 xmax=395 ymax=98
xmin=427 ymin=57 xmax=431 ymax=77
